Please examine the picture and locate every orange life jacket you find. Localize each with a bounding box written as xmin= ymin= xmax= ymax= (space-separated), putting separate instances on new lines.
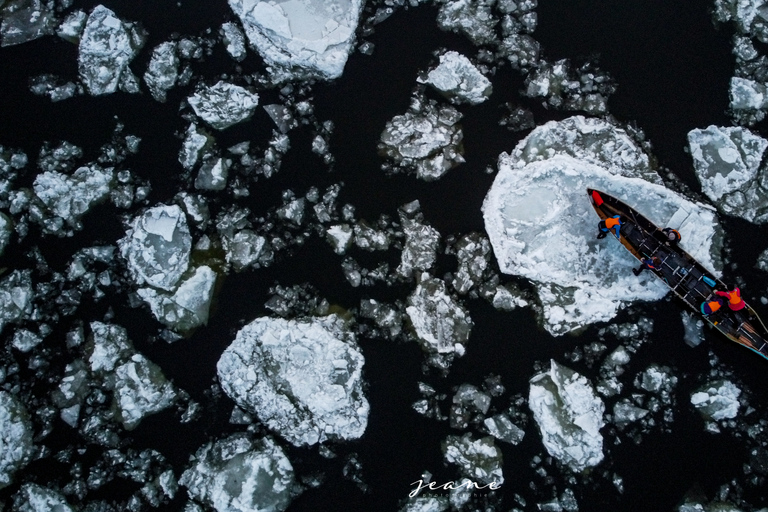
xmin=605 ymin=216 xmax=621 ymax=229
xmin=702 ymin=300 xmax=722 ymax=315
xmin=724 ymin=289 xmax=741 ymax=305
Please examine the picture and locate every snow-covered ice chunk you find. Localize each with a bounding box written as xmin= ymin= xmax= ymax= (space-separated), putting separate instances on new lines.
xmin=729 ymin=77 xmax=768 ymax=125
xmin=401 ymin=496 xmax=450 ymax=512
xmin=11 ymin=329 xmax=42 ymax=352
xmin=688 ymin=125 xmax=768 ymax=223
xmin=137 ymin=265 xmax=216 ymax=331
xmin=180 ymin=433 xmax=299 ymax=512
xmin=529 ymin=360 xmax=605 ymax=472
xmin=13 ymin=483 xmax=75 ymax=512
xmin=0 ymin=390 xmax=34 ymax=490
xmin=452 ymin=233 xmax=493 ymax=295
xmin=32 ymin=165 xmax=114 ymax=233
xmin=195 ymin=157 xmax=230 ymax=191
xmin=483 ymin=413 xmax=525 ymax=445
xmin=188 ymin=81 xmax=259 ymax=130
xmin=442 ymin=433 xmax=504 ymax=485
xmin=228 ymin=0 xmax=363 ymax=81
xmin=437 ymin=0 xmax=498 ymax=46
xmin=690 ymin=380 xmax=741 ymax=421
xmin=379 ymin=98 xmax=464 ymax=181
xmin=88 ymin=321 xmax=134 ymax=373
xmin=483 ymin=116 xmax=721 ymax=334
xmin=681 ymin=311 xmax=704 ymax=347
xmin=220 ymin=21 xmax=246 ymax=61
xmin=113 ymin=354 xmax=177 ymax=429
xmin=179 ymin=123 xmax=212 ymax=170
xmin=78 ymin=5 xmax=146 ymax=95
xmin=398 ymin=208 xmax=440 ymax=278
xmin=418 ymin=51 xmax=492 ymax=105
xmin=326 ymin=224 xmax=353 ymax=254
xmin=636 ymin=364 xmax=677 ymax=394
xmin=0 ymin=270 xmax=33 ymax=336
xmin=612 ymin=399 xmax=649 ymax=428
xmin=406 ymin=274 xmax=473 ymax=355
xmin=222 ymin=229 xmax=267 ymax=271
xmin=0 ymin=212 xmax=11 ymax=256
xmin=57 ymin=10 xmax=86 ymax=43
xmin=217 ymin=314 xmax=369 ymax=446
xmin=0 ymin=0 xmax=54 ymax=47
xmin=119 ymin=204 xmax=192 ymax=291
xmin=144 ymin=41 xmax=179 ymax=102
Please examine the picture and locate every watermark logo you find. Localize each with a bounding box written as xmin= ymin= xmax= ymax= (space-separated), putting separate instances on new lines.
xmin=409 ymin=479 xmax=502 ymax=498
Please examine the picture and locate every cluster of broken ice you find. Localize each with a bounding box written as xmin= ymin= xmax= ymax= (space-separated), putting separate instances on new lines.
xmin=0 ymin=269 xmax=34 ymax=335
xmin=228 ymin=0 xmax=363 ymax=82
xmin=78 ymin=5 xmax=146 ymax=96
xmin=524 ymin=59 xmax=615 ymax=115
xmin=217 ymin=314 xmax=369 ymax=446
xmin=0 ymin=390 xmax=34 ymax=490
xmin=397 ymin=201 xmax=440 ymax=278
xmin=180 ymin=433 xmax=298 ymax=512
xmin=483 ymin=116 xmax=722 ymax=334
xmin=691 ymin=380 xmax=742 ymax=421
xmin=442 ymin=433 xmax=504 ymax=485
xmin=13 ymin=483 xmax=75 ymax=512
xmin=379 ymin=97 xmax=464 ymax=181
xmin=144 ymin=41 xmax=180 ymax=102
xmin=188 ymin=81 xmax=259 ymax=130
xmin=0 ymin=0 xmax=55 ymax=47
xmin=406 ymin=273 xmax=473 ymax=357
xmin=687 ymin=125 xmax=768 ymax=223
xmin=529 ymin=360 xmax=605 ymax=472
xmin=418 ymin=51 xmax=492 ymax=105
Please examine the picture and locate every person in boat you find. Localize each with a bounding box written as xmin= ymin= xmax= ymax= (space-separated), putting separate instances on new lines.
xmin=632 ymin=256 xmax=661 ymax=276
xmin=661 ymin=227 xmax=681 ymax=247
xmin=597 ymin=215 xmax=626 ymax=240
xmin=715 ymin=286 xmax=746 ymax=311
xmin=701 ymin=297 xmax=724 ymax=316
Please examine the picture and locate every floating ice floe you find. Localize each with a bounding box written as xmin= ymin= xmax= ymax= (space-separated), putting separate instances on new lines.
xmin=144 ymin=41 xmax=179 ymax=102
xmin=529 ymin=360 xmax=605 ymax=472
xmin=220 ymin=21 xmax=246 ymax=61
xmin=180 ymin=433 xmax=299 ymax=512
xmin=57 ymin=9 xmax=86 ymax=43
xmin=691 ymin=380 xmax=742 ymax=421
xmin=0 ymin=390 xmax=34 ymax=490
xmin=0 ymin=0 xmax=55 ymax=47
xmin=228 ymin=0 xmax=363 ymax=82
xmin=217 ymin=314 xmax=369 ymax=446
xmin=32 ymin=164 xmax=114 ymax=234
xmin=484 ymin=413 xmax=525 ymax=445
xmin=78 ymin=5 xmax=146 ymax=95
xmin=397 ymin=201 xmax=440 ymax=278
xmin=406 ymin=273 xmax=473 ymax=356
xmin=483 ymin=116 xmax=722 ymax=335
xmin=379 ymin=97 xmax=464 ymax=181
xmin=0 ymin=269 xmax=33 ymax=336
xmin=688 ymin=125 xmax=768 ymax=223
xmin=13 ymin=483 xmax=75 ymax=512
xmin=119 ymin=204 xmax=192 ymax=291
xmin=0 ymin=211 xmax=11 ymax=255
xmin=442 ymin=433 xmax=504 ymax=485
xmin=437 ymin=0 xmax=498 ymax=46
xmin=418 ymin=51 xmax=492 ymax=105
xmin=188 ymin=81 xmax=259 ymax=131
xmin=137 ymin=265 xmax=217 ymax=331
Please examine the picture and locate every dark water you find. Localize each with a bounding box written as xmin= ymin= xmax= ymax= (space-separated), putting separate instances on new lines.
xmin=1 ymin=1 xmax=768 ymax=511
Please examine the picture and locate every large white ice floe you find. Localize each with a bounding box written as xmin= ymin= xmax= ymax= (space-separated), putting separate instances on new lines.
xmin=119 ymin=204 xmax=192 ymax=291
xmin=217 ymin=314 xmax=369 ymax=446
xmin=187 ymin=81 xmax=259 ymax=130
xmin=483 ymin=116 xmax=722 ymax=335
xmin=78 ymin=5 xmax=146 ymax=96
xmin=688 ymin=125 xmax=768 ymax=223
xmin=690 ymin=379 xmax=742 ymax=421
xmin=228 ymin=0 xmax=363 ymax=82
xmin=0 ymin=390 xmax=34 ymax=490
xmin=418 ymin=51 xmax=492 ymax=105
xmin=529 ymin=360 xmax=605 ymax=472
xmin=180 ymin=433 xmax=299 ymax=512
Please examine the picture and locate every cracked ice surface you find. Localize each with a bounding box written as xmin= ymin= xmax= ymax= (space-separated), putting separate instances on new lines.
xmin=483 ymin=116 xmax=722 ymax=335
xmin=119 ymin=204 xmax=192 ymax=291
xmin=228 ymin=0 xmax=363 ymax=82
xmin=188 ymin=81 xmax=259 ymax=130
xmin=529 ymin=360 xmax=605 ymax=472
xmin=688 ymin=125 xmax=768 ymax=223
xmin=217 ymin=314 xmax=369 ymax=446
xmin=418 ymin=51 xmax=492 ymax=105
xmin=180 ymin=433 xmax=298 ymax=512
xmin=78 ymin=5 xmax=145 ymax=96
xmin=0 ymin=390 xmax=34 ymax=490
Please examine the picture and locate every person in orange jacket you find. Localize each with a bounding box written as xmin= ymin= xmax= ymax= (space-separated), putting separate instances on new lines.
xmin=715 ymin=286 xmax=746 ymax=311
xmin=701 ymin=297 xmax=724 ymax=316
xmin=597 ymin=215 xmax=625 ymax=240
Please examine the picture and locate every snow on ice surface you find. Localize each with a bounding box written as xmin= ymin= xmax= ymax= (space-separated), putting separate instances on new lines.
xmin=144 ymin=41 xmax=179 ymax=103
xmin=418 ymin=51 xmax=492 ymax=105
xmin=113 ymin=354 xmax=178 ymax=430
xmin=442 ymin=433 xmax=504 ymax=485
xmin=13 ymin=482 xmax=75 ymax=512
xmin=0 ymin=211 xmax=10 ymax=255
xmin=0 ymin=390 xmax=34 ymax=490
xmin=691 ymin=380 xmax=742 ymax=421
xmin=0 ymin=0 xmax=55 ymax=47
xmin=78 ymin=5 xmax=146 ymax=96
xmin=529 ymin=360 xmax=605 ymax=472
xmin=217 ymin=314 xmax=369 ymax=446
xmin=137 ymin=265 xmax=216 ymax=332
xmin=688 ymin=125 xmax=768 ymax=223
xmin=228 ymin=0 xmax=363 ymax=82
xmin=483 ymin=116 xmax=722 ymax=335
xmin=187 ymin=81 xmax=259 ymax=130
xmin=180 ymin=433 xmax=298 ymax=512
xmin=119 ymin=204 xmax=192 ymax=291
xmin=0 ymin=269 xmax=33 ymax=336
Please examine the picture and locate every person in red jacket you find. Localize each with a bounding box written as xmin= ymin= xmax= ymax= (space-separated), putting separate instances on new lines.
xmin=715 ymin=286 xmax=746 ymax=311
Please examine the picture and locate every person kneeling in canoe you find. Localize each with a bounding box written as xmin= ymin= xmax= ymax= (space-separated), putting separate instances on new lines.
xmin=661 ymin=227 xmax=681 ymax=247
xmin=597 ymin=215 xmax=626 ymax=240
xmin=701 ymin=297 xmax=724 ymax=316
xmin=715 ymin=286 xmax=746 ymax=311
xmin=632 ymin=256 xmax=661 ymax=276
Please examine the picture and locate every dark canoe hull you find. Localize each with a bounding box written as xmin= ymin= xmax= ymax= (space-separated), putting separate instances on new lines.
xmin=588 ymin=188 xmax=768 ymax=361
